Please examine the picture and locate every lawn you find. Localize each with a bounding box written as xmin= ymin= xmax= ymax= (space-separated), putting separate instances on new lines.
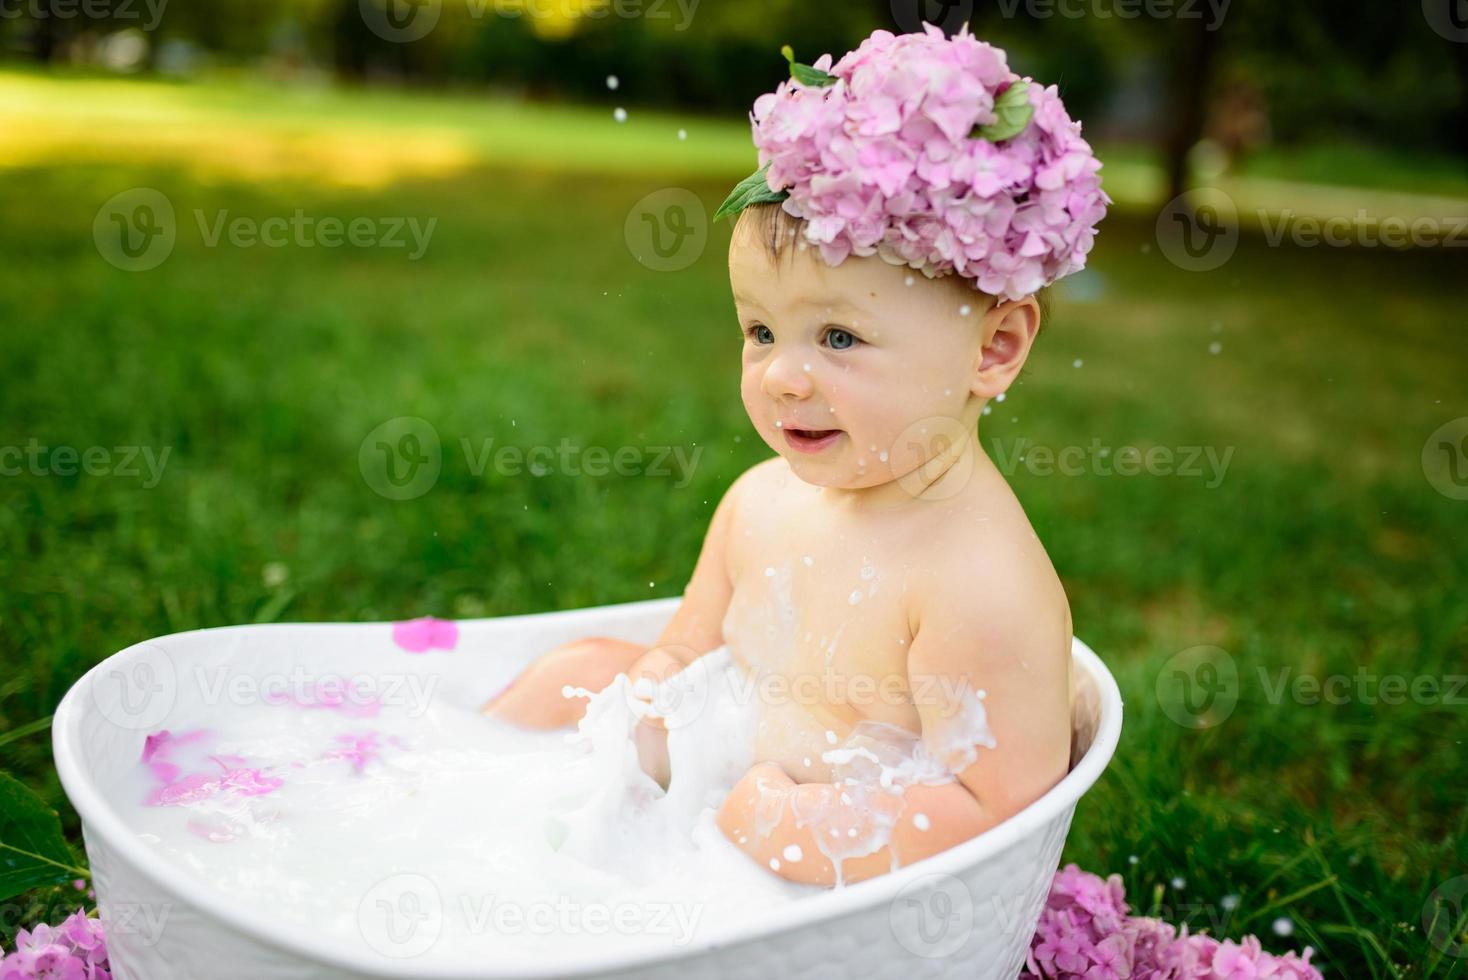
xmin=0 ymin=69 xmax=1465 ymax=976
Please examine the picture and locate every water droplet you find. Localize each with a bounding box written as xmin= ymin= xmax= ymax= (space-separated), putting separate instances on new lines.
xmin=1272 ymin=917 xmax=1294 ymax=937
xmin=1171 ymin=876 xmax=1187 ymax=891
xmin=848 ymin=590 xmax=862 ymax=605
xmin=913 ymin=813 xmax=931 ymax=831
xmin=1073 ymin=358 xmax=1084 ymax=368
xmin=959 ymin=305 xmax=972 ymax=317
xmin=677 ymin=128 xmax=687 ymax=141
xmin=783 ymin=845 xmax=803 ymax=862
xmin=769 ymin=858 xmax=781 ymax=870
xmin=1209 ymin=341 xmax=1222 ymax=355
xmin=613 ymin=107 xmax=627 ymax=123
xmin=606 ymin=75 xmax=619 ymax=90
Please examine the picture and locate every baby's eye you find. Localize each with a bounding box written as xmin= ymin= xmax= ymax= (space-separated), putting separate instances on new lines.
xmin=749 ymin=324 xmax=774 ymax=345
xmin=824 ymin=327 xmax=859 ymax=351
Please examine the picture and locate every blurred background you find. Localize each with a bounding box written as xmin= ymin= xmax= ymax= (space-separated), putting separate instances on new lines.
xmin=0 ymin=0 xmax=1465 ymax=975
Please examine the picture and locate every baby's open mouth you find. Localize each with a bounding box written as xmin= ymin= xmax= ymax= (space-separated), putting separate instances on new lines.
xmin=783 ymin=427 xmax=843 ymax=454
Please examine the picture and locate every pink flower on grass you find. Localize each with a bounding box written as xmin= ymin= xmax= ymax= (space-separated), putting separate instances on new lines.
xmin=1 ymin=911 xmax=110 ymax=980
xmin=392 ymin=616 xmax=459 ymax=654
xmin=1021 ymin=865 xmax=1324 ymax=980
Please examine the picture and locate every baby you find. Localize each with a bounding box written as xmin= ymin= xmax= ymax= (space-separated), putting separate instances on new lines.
xmin=485 ymin=23 xmax=1108 ymax=889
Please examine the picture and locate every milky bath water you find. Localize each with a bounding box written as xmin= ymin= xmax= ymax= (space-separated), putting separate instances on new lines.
xmin=107 ymin=635 xmax=1001 ymax=965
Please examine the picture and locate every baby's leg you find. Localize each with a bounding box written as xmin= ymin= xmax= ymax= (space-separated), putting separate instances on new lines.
xmin=481 ymin=636 xmax=648 ymax=729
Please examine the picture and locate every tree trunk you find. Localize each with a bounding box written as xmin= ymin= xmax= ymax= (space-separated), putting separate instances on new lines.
xmin=1162 ymin=18 xmax=1224 ymax=203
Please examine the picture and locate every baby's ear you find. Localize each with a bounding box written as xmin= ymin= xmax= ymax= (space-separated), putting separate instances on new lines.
xmin=972 ymin=296 xmax=1041 ymax=399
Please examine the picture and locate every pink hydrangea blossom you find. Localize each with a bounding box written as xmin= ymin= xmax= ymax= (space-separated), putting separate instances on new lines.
xmin=1 ymin=911 xmax=110 ymax=980
xmin=749 ymin=22 xmax=1110 ymax=301
xmin=1022 ymin=865 xmax=1325 ymax=980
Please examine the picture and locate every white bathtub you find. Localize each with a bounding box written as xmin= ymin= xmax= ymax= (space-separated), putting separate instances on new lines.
xmin=53 ymin=596 xmax=1122 ymax=980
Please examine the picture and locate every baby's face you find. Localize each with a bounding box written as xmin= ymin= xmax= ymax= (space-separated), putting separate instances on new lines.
xmin=728 ymin=220 xmax=993 ymax=491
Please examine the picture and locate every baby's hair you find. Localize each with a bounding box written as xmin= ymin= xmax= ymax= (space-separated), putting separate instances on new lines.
xmin=734 ymin=202 xmax=1052 ymax=331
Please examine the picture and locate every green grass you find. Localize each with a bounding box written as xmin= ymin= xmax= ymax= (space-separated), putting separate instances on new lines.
xmin=0 ymin=70 xmax=1465 ymax=975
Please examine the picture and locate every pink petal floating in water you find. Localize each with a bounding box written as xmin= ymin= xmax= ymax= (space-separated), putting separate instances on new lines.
xmin=147 ymin=767 xmax=283 ymax=807
xmin=392 ymin=616 xmax=460 ymax=653
xmin=141 ymin=730 xmax=170 ymax=762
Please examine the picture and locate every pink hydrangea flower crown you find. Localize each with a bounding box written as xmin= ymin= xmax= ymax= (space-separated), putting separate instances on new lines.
xmin=715 ymin=22 xmax=1112 ymax=303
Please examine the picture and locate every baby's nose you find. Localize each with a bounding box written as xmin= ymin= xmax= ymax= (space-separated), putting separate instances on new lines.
xmin=761 ymin=349 xmax=815 ymax=400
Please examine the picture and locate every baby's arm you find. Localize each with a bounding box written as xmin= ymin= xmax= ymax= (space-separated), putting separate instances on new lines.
xmin=717 ymin=567 xmax=1071 ymax=886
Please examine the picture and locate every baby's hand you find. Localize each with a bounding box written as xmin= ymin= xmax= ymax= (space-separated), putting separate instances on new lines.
xmin=625 ymin=647 xmax=689 ymax=787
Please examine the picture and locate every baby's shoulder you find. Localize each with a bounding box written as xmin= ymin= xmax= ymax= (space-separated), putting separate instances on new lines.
xmin=914 ymin=491 xmax=1070 ymax=635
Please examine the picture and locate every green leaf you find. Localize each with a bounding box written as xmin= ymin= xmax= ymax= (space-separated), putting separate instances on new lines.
xmin=973 ymin=80 xmax=1035 ymax=142
xmin=780 ymin=44 xmax=837 ymax=88
xmin=0 ymin=772 xmax=88 ymax=902
xmin=0 ymin=715 xmax=53 ymax=750
xmin=713 ymin=163 xmax=790 ymax=222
